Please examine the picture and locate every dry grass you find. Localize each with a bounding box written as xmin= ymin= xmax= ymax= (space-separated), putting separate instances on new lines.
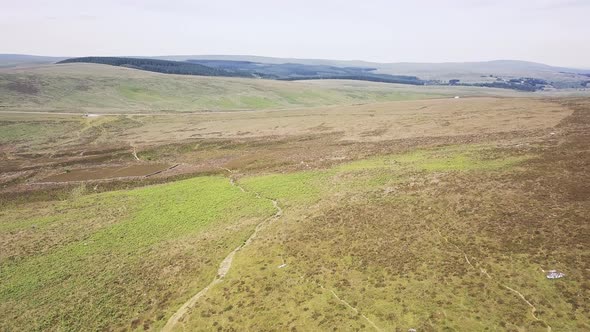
xmin=0 ymin=97 xmax=570 ymax=188
xmin=111 ymin=97 xmax=568 ymax=144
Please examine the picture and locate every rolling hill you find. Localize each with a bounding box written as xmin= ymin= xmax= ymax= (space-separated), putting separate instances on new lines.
xmin=158 ymin=55 xmax=590 ymax=87
xmin=57 ymin=57 xmax=242 ymax=77
xmin=0 ymin=54 xmax=67 ymax=68
xmin=3 ymin=54 xmax=589 ymax=89
xmin=0 ymin=63 xmax=453 ymax=112
xmin=56 ymin=57 xmax=426 ymax=85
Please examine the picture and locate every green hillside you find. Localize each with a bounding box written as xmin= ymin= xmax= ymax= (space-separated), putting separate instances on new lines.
xmin=0 ymin=64 xmax=448 ymax=112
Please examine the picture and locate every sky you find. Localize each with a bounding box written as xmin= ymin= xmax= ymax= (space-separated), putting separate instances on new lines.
xmin=1 ymin=0 xmax=589 ymax=68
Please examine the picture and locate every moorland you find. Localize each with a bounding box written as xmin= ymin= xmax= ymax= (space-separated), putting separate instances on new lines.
xmin=1 ymin=60 xmax=589 ymax=331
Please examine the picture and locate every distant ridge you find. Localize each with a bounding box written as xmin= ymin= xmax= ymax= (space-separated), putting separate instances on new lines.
xmin=2 ymin=54 xmax=589 ymax=89
xmin=57 ymin=57 xmax=242 ymax=77
xmin=0 ymin=54 xmax=67 ymax=67
xmin=56 ymin=56 xmax=426 ymax=85
xmin=150 ymin=55 xmax=590 ymax=88
xmin=154 ymin=55 xmax=590 ymax=74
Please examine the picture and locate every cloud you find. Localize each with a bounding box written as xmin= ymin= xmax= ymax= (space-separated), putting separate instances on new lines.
xmin=1 ymin=0 xmax=589 ymax=67
xmin=540 ymin=0 xmax=590 ymax=9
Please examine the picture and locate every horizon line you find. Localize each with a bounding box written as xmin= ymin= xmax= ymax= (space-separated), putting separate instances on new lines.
xmin=2 ymin=53 xmax=589 ymax=70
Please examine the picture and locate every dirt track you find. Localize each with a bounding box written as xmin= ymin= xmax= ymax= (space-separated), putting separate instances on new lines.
xmin=161 ymin=170 xmax=282 ymax=332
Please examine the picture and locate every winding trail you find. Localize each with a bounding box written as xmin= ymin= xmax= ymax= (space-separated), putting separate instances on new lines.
xmin=163 ymin=167 xmax=379 ymax=331
xmin=291 ymin=270 xmax=382 ymax=331
xmin=429 ymin=223 xmax=551 ymax=332
xmin=224 ymin=168 xmax=381 ymax=330
xmin=131 ymin=146 xmax=140 ymax=161
xmin=503 ymin=286 xmax=544 ymax=323
xmin=161 ymin=168 xmax=282 ymax=332
xmin=324 ymin=286 xmax=382 ymax=331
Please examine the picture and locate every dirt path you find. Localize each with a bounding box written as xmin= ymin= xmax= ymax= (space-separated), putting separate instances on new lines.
xmin=291 ymin=269 xmax=382 ymax=331
xmin=131 ymin=146 xmax=140 ymax=161
xmin=503 ymin=286 xmax=544 ymax=322
xmin=161 ymin=169 xmax=282 ymax=332
xmin=223 ymin=168 xmax=380 ymax=330
xmin=324 ymin=286 xmax=382 ymax=331
xmin=430 ymin=223 xmax=551 ymax=332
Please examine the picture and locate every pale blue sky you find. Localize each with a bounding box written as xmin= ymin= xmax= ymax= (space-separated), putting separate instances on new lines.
xmin=1 ymin=0 xmax=589 ymax=67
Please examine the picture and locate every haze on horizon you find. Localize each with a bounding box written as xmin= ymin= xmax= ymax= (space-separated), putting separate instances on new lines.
xmin=2 ymin=0 xmax=590 ymax=68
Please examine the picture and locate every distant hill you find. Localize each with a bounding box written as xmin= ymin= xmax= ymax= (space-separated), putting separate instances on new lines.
xmin=185 ymin=59 xmax=424 ymax=85
xmin=0 ymin=63 xmax=458 ymax=113
xmin=154 ymin=54 xmax=377 ymax=67
xmin=55 ymin=57 xmax=564 ymax=90
xmin=372 ymin=60 xmax=590 ymax=87
xmin=184 ymin=59 xmax=378 ymax=78
xmin=156 ymin=55 xmax=590 ymax=87
xmin=3 ymin=54 xmax=589 ymax=90
xmin=155 ymin=55 xmax=590 ymax=73
xmin=56 ymin=57 xmax=426 ymax=85
xmin=0 ymin=54 xmax=67 ymax=68
xmin=57 ymin=57 xmax=242 ymax=77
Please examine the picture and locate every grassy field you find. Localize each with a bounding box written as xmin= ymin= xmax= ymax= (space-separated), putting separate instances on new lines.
xmin=0 ymin=65 xmax=588 ymax=332
xmin=0 ymin=64 xmax=456 ymax=113
xmin=2 ymin=63 xmax=588 ymax=114
xmin=0 ymin=176 xmax=275 ymax=331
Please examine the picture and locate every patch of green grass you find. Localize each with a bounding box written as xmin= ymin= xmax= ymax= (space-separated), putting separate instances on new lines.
xmin=239 ymin=96 xmax=280 ymax=109
xmin=338 ymin=145 xmax=532 ymax=173
xmin=117 ymin=85 xmax=163 ymax=102
xmin=0 ymin=120 xmax=81 ymax=145
xmin=240 ymin=171 xmax=329 ymax=207
xmin=0 ymin=176 xmax=274 ymax=331
xmin=240 ymin=145 xmax=531 ymax=208
xmin=0 ymin=212 xmax=60 ymax=234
